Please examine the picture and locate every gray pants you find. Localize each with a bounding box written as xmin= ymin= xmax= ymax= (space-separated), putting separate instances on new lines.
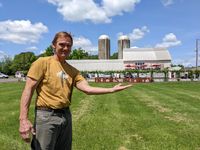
xmin=31 ymin=108 xmax=72 ymax=150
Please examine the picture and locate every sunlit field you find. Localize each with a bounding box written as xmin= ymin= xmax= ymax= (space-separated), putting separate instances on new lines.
xmin=0 ymin=81 xmax=200 ymax=150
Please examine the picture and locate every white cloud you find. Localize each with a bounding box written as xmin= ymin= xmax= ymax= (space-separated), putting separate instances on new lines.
xmin=73 ymin=36 xmax=97 ymax=52
xmin=0 ymin=20 xmax=48 ymax=44
xmin=47 ymin=0 xmax=140 ymax=23
xmin=25 ymin=46 xmax=38 ymax=51
xmin=102 ymin=0 xmax=140 ymax=16
xmin=117 ymin=26 xmax=149 ymax=48
xmin=47 ymin=0 xmax=110 ymax=23
xmin=118 ymin=26 xmax=149 ymax=42
xmin=129 ymin=26 xmax=150 ymax=41
xmin=161 ymin=0 xmax=174 ymax=7
xmin=155 ymin=33 xmax=181 ymax=48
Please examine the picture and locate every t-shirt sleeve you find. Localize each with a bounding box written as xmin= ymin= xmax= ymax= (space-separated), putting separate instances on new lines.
xmin=74 ymin=72 xmax=86 ymax=86
xmin=27 ymin=58 xmax=46 ymax=81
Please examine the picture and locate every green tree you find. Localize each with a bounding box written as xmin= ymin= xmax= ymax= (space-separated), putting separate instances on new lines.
xmin=88 ymin=54 xmax=98 ymax=59
xmin=11 ymin=52 xmax=36 ymax=74
xmin=110 ymin=52 xmax=118 ymax=59
xmin=69 ymin=48 xmax=88 ymax=59
xmin=0 ymin=56 xmax=13 ymax=75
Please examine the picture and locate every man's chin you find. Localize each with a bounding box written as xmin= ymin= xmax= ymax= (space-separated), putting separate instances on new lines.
xmin=61 ymin=54 xmax=68 ymax=58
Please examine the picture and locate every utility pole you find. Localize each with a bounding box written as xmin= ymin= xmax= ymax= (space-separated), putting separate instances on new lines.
xmin=196 ymin=39 xmax=200 ymax=71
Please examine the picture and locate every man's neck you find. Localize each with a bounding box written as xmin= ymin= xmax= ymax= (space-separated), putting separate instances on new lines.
xmin=53 ymin=55 xmax=66 ymax=64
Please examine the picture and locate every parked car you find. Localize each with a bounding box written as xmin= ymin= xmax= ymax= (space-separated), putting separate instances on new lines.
xmin=0 ymin=72 xmax=9 ymax=78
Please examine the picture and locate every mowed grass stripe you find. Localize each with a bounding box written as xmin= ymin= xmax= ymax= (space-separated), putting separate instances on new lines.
xmin=73 ymin=92 xmax=119 ymax=149
xmin=0 ymin=82 xmax=24 ymax=93
xmin=125 ymin=85 xmax=200 ymax=149
xmin=143 ymin=82 xmax=200 ymax=103
xmin=72 ymin=84 xmax=177 ymax=149
xmin=135 ymin=82 xmax=200 ymax=113
xmin=72 ymin=86 xmax=139 ymax=150
xmin=124 ymin=87 xmax=178 ymax=149
xmin=133 ymin=83 xmax=200 ymax=128
xmin=0 ymin=82 xmax=34 ymax=150
xmin=0 ymin=82 xmax=200 ymax=150
xmin=0 ymin=83 xmax=25 ymax=113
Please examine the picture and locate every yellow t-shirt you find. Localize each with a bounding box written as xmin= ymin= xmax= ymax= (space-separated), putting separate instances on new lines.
xmin=27 ymin=56 xmax=85 ymax=109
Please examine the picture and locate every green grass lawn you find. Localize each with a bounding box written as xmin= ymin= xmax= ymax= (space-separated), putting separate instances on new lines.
xmin=0 ymin=81 xmax=200 ymax=150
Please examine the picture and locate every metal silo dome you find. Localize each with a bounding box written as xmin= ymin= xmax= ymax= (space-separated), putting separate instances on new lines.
xmin=99 ymin=34 xmax=110 ymax=40
xmin=118 ymin=35 xmax=129 ymax=40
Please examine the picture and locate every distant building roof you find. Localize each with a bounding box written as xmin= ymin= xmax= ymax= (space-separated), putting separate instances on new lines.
xmin=67 ymin=59 xmax=124 ymax=71
xmin=123 ymin=47 xmax=172 ymax=61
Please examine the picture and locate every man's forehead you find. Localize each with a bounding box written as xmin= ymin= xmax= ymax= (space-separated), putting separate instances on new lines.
xmin=57 ymin=37 xmax=72 ymax=43
xmin=57 ymin=40 xmax=71 ymax=44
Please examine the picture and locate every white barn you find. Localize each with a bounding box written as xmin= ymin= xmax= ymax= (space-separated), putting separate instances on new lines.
xmin=67 ymin=47 xmax=172 ymax=71
xmin=123 ymin=47 xmax=171 ymax=69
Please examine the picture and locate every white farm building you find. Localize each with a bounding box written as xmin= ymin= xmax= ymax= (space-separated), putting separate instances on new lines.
xmin=67 ymin=47 xmax=171 ymax=71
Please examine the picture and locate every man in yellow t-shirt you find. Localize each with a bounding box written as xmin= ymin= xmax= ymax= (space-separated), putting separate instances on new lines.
xmin=19 ymin=31 xmax=132 ymax=150
xmin=27 ymin=56 xmax=85 ymax=109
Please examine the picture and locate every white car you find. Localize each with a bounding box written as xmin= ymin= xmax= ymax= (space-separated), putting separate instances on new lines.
xmin=0 ymin=72 xmax=9 ymax=78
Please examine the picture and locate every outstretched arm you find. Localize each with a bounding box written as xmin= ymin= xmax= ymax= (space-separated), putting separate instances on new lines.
xmin=19 ymin=77 xmax=38 ymax=142
xmin=76 ymin=80 xmax=132 ymax=95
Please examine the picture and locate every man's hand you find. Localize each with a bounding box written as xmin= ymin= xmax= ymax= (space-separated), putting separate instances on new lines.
xmin=19 ymin=119 xmax=35 ymax=143
xmin=19 ymin=77 xmax=38 ymax=142
xmin=112 ymin=83 xmax=133 ymax=92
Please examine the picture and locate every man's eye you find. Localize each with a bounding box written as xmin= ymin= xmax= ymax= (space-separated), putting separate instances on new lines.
xmin=59 ymin=43 xmax=65 ymax=47
xmin=58 ymin=43 xmax=72 ymax=47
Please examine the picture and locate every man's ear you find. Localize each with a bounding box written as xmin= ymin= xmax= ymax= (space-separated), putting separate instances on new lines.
xmin=51 ymin=44 xmax=55 ymax=49
xmin=51 ymin=45 xmax=56 ymax=54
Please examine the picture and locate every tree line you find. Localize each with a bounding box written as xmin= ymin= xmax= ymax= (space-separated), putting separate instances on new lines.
xmin=0 ymin=46 xmax=118 ymax=75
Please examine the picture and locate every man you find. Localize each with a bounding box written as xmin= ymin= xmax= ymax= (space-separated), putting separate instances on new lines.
xmin=19 ymin=31 xmax=132 ymax=150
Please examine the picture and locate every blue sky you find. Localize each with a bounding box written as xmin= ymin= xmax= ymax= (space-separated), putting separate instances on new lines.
xmin=0 ymin=0 xmax=200 ymax=67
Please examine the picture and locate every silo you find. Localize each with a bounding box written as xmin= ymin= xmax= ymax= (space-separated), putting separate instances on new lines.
xmin=118 ymin=35 xmax=130 ymax=59
xmin=98 ymin=35 xmax=110 ymax=59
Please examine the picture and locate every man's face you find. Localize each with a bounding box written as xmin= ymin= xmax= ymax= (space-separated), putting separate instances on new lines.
xmin=53 ymin=36 xmax=72 ymax=59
